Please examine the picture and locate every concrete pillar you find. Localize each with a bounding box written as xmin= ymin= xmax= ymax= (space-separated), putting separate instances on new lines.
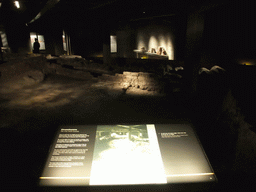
xmin=116 ymin=27 xmax=135 ymax=59
xmin=5 ymin=23 xmax=30 ymax=53
xmin=0 ymin=35 xmax=2 ymax=62
xmin=45 ymin=29 xmax=64 ymax=56
xmin=103 ymin=26 xmax=111 ymax=65
xmin=184 ymin=11 xmax=205 ymax=97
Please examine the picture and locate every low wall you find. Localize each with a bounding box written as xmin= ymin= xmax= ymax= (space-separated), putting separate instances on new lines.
xmin=98 ymin=71 xmax=165 ymax=92
xmin=0 ymin=54 xmax=184 ymax=93
xmin=110 ymin=58 xmax=184 ymax=71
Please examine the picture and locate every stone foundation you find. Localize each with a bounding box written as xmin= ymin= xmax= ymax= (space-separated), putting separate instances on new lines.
xmin=0 ymin=54 xmax=183 ymax=93
xmin=44 ymin=55 xmax=167 ymax=92
xmin=97 ymin=71 xmax=164 ymax=92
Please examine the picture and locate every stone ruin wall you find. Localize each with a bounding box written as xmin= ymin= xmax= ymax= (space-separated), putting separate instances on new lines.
xmin=0 ymin=55 xmax=169 ymax=93
xmin=98 ymin=72 xmax=163 ymax=92
xmin=45 ymin=56 xmax=170 ymax=92
xmin=47 ymin=63 xmax=165 ymax=92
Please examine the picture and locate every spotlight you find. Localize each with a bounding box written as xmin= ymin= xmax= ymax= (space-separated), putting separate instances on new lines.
xmin=14 ymin=1 xmax=20 ymax=9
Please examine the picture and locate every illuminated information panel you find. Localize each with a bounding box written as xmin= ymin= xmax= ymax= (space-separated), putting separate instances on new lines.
xmin=39 ymin=124 xmax=216 ymax=187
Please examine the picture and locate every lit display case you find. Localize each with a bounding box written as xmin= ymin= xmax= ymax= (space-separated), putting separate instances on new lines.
xmin=134 ymin=50 xmax=169 ymax=60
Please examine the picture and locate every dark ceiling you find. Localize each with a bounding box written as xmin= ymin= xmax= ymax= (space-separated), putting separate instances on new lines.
xmin=0 ymin=0 xmax=232 ymax=31
xmin=0 ymin=0 xmax=48 ymax=25
xmin=40 ymin=0 xmax=203 ymax=23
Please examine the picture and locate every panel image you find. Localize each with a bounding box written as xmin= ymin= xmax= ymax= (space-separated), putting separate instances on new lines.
xmin=89 ymin=124 xmax=166 ymax=185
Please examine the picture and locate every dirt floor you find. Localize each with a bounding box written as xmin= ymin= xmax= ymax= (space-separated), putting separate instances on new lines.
xmin=0 ymin=73 xmax=189 ymax=128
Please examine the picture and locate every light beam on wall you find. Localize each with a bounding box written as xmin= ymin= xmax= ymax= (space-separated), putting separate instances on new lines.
xmin=137 ymin=32 xmax=147 ymax=50
xmin=166 ymin=35 xmax=174 ymax=60
xmin=146 ymin=33 xmax=174 ymax=60
xmin=158 ymin=34 xmax=166 ymax=48
xmin=137 ymin=25 xmax=175 ymax=60
xmin=148 ymin=36 xmax=158 ymax=51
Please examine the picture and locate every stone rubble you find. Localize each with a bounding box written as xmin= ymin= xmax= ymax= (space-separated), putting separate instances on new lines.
xmin=199 ymin=65 xmax=226 ymax=75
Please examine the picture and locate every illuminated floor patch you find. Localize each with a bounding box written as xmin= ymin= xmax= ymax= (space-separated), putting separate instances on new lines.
xmin=166 ymin=173 xmax=214 ymax=177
